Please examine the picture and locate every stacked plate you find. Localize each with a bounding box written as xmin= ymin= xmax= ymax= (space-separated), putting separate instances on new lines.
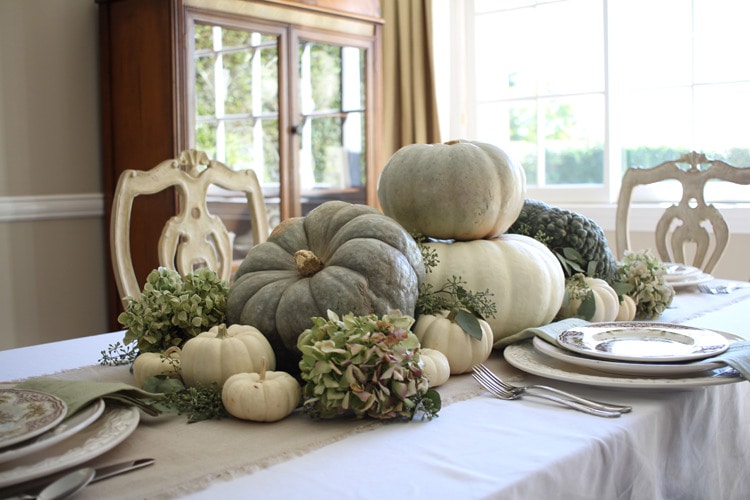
xmin=664 ymin=262 xmax=713 ymax=289
xmin=504 ymin=322 xmax=743 ymax=389
xmin=0 ymin=391 xmax=140 ymax=487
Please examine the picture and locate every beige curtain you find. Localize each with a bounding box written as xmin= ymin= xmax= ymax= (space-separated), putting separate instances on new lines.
xmin=381 ymin=0 xmax=442 ymax=159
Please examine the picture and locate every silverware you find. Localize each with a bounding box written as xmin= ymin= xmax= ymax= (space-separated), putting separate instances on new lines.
xmin=6 ymin=459 xmax=154 ymax=500
xmin=471 ymin=369 xmax=622 ymax=418
xmin=698 ymin=283 xmax=747 ymax=294
xmin=473 ymin=364 xmax=632 ymax=414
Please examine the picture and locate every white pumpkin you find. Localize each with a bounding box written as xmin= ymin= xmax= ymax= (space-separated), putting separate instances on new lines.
xmin=222 ymin=359 xmax=300 ymax=422
xmin=419 ymin=348 xmax=451 ymax=387
xmin=424 ymin=235 xmax=566 ymax=345
xmin=414 ymin=311 xmax=494 ymax=374
xmin=616 ymin=294 xmax=638 ymax=321
xmin=558 ymin=276 xmax=620 ymax=322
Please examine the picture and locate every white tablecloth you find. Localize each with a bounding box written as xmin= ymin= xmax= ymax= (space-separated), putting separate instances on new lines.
xmin=2 ymin=281 xmax=749 ymax=499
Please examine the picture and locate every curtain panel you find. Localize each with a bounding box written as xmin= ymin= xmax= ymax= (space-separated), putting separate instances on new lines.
xmin=381 ymin=0 xmax=442 ymax=159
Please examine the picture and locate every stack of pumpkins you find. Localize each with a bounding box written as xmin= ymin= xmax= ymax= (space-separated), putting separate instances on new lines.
xmin=377 ymin=140 xmax=566 ymax=374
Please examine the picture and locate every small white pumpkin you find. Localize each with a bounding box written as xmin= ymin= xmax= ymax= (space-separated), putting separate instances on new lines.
xmin=132 ymin=346 xmax=181 ymax=388
xmin=558 ymin=275 xmax=619 ymax=322
xmin=180 ymin=323 xmax=276 ymax=388
xmin=616 ymin=294 xmax=638 ymax=321
xmin=419 ymin=348 xmax=451 ymax=388
xmin=414 ymin=310 xmax=494 ymax=375
xmin=221 ymin=359 xmax=301 ymax=422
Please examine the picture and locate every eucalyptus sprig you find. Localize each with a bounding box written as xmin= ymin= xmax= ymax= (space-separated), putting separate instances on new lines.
xmin=144 ymin=376 xmax=228 ymax=423
xmin=413 ymin=235 xmax=497 ymax=340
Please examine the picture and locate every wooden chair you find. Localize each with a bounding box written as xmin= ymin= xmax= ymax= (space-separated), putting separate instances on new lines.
xmin=111 ymin=149 xmax=269 ymax=303
xmin=615 ymin=151 xmax=750 ymax=273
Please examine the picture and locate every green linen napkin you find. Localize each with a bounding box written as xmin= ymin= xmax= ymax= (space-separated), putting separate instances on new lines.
xmin=15 ymin=378 xmax=163 ymax=417
xmin=494 ymin=317 xmax=750 ymax=380
xmin=493 ymin=318 xmax=589 ymax=349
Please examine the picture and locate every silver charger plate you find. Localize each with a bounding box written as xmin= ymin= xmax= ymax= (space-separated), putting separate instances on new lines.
xmin=557 ymin=322 xmax=729 ymax=363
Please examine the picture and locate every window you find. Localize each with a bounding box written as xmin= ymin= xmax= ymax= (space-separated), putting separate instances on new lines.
xmin=436 ymin=0 xmax=750 ymax=206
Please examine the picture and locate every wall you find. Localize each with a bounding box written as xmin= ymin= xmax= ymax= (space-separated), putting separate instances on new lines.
xmin=0 ymin=0 xmax=108 ymax=350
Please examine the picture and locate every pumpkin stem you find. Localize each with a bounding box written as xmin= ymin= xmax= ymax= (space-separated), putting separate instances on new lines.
xmin=294 ymin=249 xmax=324 ymax=277
xmin=215 ymin=324 xmax=228 ymax=339
xmin=259 ymin=357 xmax=267 ymax=381
xmin=444 ymin=139 xmax=461 ymax=146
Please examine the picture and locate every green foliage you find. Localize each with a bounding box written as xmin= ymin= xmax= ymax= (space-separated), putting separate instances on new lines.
xmin=98 ymin=341 xmax=138 ymax=367
xmin=297 ymin=311 xmax=440 ymax=421
xmin=616 ymin=249 xmax=675 ymax=319
xmin=146 ymin=376 xmax=228 ymax=424
xmin=118 ymin=268 xmax=229 ymax=355
xmin=413 ymin=235 xmax=496 ymax=340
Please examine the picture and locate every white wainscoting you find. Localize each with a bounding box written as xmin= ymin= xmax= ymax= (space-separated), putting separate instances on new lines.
xmin=0 ymin=194 xmax=104 ymax=222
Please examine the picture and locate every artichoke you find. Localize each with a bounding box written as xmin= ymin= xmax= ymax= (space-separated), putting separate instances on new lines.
xmin=507 ymin=199 xmax=620 ymax=285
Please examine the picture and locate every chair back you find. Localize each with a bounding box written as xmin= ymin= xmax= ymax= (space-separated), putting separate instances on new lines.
xmin=111 ymin=149 xmax=269 ymax=303
xmin=615 ymin=151 xmax=750 ymax=273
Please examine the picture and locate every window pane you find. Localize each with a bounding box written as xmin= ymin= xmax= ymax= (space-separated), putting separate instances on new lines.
xmin=610 ymin=0 xmax=692 ymax=89
xmin=694 ymin=83 xmax=750 ymax=160
xmin=693 ymin=0 xmax=750 ymax=83
xmin=543 ymin=94 xmax=604 ymax=184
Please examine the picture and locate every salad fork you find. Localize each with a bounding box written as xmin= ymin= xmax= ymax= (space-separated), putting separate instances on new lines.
xmin=472 ymin=364 xmax=632 ymax=414
xmin=472 ymin=370 xmax=622 ymax=418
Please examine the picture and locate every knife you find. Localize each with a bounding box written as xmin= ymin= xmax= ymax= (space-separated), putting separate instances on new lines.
xmin=91 ymin=458 xmax=155 ymax=483
xmin=1 ymin=459 xmax=155 ymax=498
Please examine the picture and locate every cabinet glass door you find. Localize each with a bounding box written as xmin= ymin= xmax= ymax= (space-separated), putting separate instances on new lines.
xmin=295 ymin=40 xmax=367 ymax=214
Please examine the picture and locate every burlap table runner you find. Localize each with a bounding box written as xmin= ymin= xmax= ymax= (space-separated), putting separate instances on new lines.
xmin=3 ymin=359 xmax=487 ymax=499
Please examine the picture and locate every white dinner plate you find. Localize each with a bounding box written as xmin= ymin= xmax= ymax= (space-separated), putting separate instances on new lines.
xmin=0 ymin=389 xmax=67 ymax=449
xmin=669 ymin=273 xmax=714 ymax=289
xmin=533 ymin=337 xmax=728 ymax=377
xmin=557 ymin=322 xmax=729 ymax=363
xmin=0 ymin=405 xmax=140 ymax=487
xmin=664 ymin=263 xmax=702 ymax=282
xmin=0 ymin=399 xmax=105 ymax=465
xmin=504 ymin=339 xmax=743 ymax=389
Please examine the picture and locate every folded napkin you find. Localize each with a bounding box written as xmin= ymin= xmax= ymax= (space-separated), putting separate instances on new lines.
xmin=493 ymin=318 xmax=589 ymax=349
xmin=495 ymin=318 xmax=750 ymax=380
xmin=15 ymin=377 xmax=163 ymax=417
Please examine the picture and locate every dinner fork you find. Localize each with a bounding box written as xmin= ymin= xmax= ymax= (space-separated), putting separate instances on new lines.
xmin=698 ymin=284 xmax=745 ymax=294
xmin=472 ymin=371 xmax=622 ymax=418
xmin=472 ymin=364 xmax=632 ymax=414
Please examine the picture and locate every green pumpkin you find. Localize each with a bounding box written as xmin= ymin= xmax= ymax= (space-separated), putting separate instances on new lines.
xmin=377 ymin=139 xmax=526 ymax=241
xmin=227 ymin=201 xmax=425 ymax=373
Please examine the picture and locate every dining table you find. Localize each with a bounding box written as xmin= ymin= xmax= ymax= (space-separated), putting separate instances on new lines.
xmin=1 ymin=278 xmax=749 ymax=499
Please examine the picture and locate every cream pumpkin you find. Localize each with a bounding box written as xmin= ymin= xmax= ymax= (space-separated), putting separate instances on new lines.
xmin=377 ymin=140 xmax=526 ymax=241
xmin=180 ymin=324 xmax=276 ymax=388
xmin=424 ymin=234 xmax=565 ymax=345
xmin=222 ymin=360 xmax=301 ymax=422
xmin=558 ymin=276 xmax=620 ymax=322
xmin=415 ymin=312 xmax=493 ymax=374
xmin=419 ymin=348 xmax=451 ymax=387
xmin=616 ymin=294 xmax=638 ymax=321
xmin=132 ymin=346 xmax=181 ymax=388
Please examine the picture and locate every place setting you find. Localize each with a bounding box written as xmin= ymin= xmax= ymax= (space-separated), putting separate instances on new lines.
xmin=0 ymin=380 xmax=159 ymax=493
xmin=663 ymin=262 xmax=713 ymax=290
xmin=500 ymin=318 xmax=750 ymax=390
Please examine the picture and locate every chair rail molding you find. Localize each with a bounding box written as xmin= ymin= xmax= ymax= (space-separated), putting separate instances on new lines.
xmin=0 ymin=194 xmax=104 ymax=222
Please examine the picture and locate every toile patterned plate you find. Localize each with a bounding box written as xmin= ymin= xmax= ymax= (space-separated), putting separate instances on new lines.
xmin=557 ymin=322 xmax=729 ymax=363
xmin=0 ymin=389 xmax=67 ymax=449
xmin=0 ymin=399 xmax=105 ymax=465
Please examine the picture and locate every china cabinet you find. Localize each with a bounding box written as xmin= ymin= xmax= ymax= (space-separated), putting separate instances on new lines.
xmin=98 ymin=0 xmax=384 ymax=327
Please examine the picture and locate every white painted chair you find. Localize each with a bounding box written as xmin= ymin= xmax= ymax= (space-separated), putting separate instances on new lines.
xmin=111 ymin=149 xmax=269 ymax=302
xmin=615 ymin=151 xmax=750 ymax=273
